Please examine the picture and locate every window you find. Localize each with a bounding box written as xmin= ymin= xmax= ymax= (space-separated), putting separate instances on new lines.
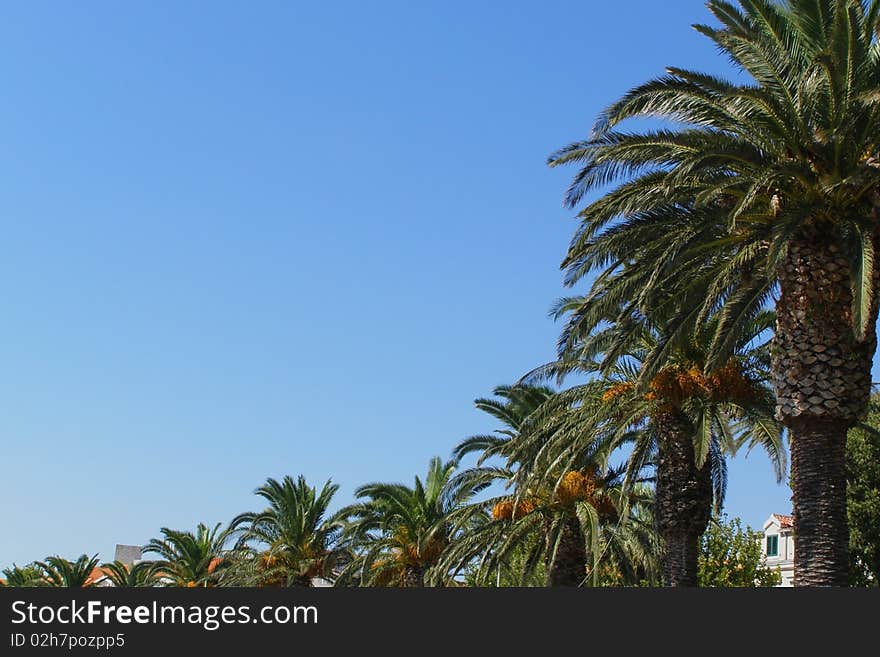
xmin=766 ymin=534 xmax=779 ymax=557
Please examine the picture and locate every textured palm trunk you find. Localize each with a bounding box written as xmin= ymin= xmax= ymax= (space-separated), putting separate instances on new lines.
xmin=403 ymin=565 xmax=425 ymax=587
xmin=773 ymin=226 xmax=878 ymax=586
xmin=545 ymin=517 xmax=587 ymax=586
xmin=654 ymin=411 xmax=713 ymax=587
xmin=662 ymin=532 xmax=701 ymax=587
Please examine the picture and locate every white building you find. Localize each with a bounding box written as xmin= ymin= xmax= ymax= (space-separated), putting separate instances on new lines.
xmin=761 ymin=513 xmax=794 ymax=587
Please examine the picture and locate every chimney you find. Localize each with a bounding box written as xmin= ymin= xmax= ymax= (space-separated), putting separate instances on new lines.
xmin=114 ymin=544 xmax=143 ymax=566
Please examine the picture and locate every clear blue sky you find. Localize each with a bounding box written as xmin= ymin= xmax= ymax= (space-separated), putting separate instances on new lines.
xmin=2 ymin=0 xmax=877 ymax=567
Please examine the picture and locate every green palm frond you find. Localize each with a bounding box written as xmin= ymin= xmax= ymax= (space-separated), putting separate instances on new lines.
xmin=36 ymin=554 xmax=101 ymax=588
xmin=143 ymin=522 xmax=232 ymax=587
xmin=334 ymin=457 xmax=467 ymax=587
xmin=228 ymin=475 xmax=347 ymax=587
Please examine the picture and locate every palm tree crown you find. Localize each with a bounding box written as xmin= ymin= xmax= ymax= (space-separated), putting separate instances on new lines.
xmin=143 ymin=523 xmax=231 ymax=587
xmin=36 ymin=554 xmax=101 ymax=588
xmin=336 ymin=457 xmax=469 ymax=587
xmin=1 ymin=564 xmax=46 ymax=587
xmin=100 ymin=560 xmax=160 ymax=588
xmin=230 ymin=475 xmax=347 ymax=586
xmin=440 ymin=384 xmax=657 ymax=587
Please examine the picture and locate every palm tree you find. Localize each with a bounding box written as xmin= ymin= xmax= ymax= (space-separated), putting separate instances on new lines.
xmin=100 ymin=561 xmax=160 ymax=588
xmin=336 ymin=457 xmax=469 ymax=587
xmin=516 ymin=307 xmax=784 ymax=586
xmin=446 ymin=465 xmax=658 ymax=587
xmin=1 ymin=563 xmax=46 ymax=587
xmin=229 ymin=476 xmax=348 ymax=587
xmin=36 ymin=554 xmax=101 ymax=587
xmin=439 ymin=385 xmax=657 ymax=587
xmin=547 ymin=0 xmax=880 ymax=585
xmin=143 ymin=523 xmax=231 ymax=587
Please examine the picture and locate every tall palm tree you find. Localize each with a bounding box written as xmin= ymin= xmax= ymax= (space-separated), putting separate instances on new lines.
xmin=440 ymin=384 xmax=656 ymax=587
xmin=143 ymin=523 xmax=231 ymax=587
xmin=547 ymin=0 xmax=880 ymax=585
xmin=336 ymin=457 xmax=470 ymax=587
xmin=36 ymin=555 xmax=101 ymax=587
xmin=100 ymin=561 xmax=160 ymax=588
xmin=516 ymin=307 xmax=784 ymax=586
xmin=229 ymin=476 xmax=348 ymax=587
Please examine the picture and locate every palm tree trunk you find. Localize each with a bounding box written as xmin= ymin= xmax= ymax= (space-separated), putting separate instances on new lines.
xmin=654 ymin=411 xmax=712 ymax=587
xmin=773 ymin=226 xmax=878 ymax=586
xmin=662 ymin=531 xmax=700 ymax=587
xmin=789 ymin=417 xmax=849 ymax=586
xmin=545 ymin=517 xmax=587 ymax=586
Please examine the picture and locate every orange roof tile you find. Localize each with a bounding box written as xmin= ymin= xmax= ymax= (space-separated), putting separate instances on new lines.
xmin=772 ymin=513 xmax=793 ymax=529
xmin=84 ymin=566 xmax=114 ymax=586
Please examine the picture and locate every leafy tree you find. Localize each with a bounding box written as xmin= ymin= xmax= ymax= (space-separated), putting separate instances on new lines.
xmin=698 ymin=515 xmax=781 ymax=587
xmin=144 ymin=523 xmax=231 ymax=587
xmin=36 ymin=554 xmax=100 ymax=587
xmin=847 ymin=393 xmax=880 ymax=586
xmin=547 ymin=0 xmax=880 ymax=585
xmin=336 ymin=457 xmax=470 ymax=587
xmin=229 ymin=476 xmax=349 ymax=587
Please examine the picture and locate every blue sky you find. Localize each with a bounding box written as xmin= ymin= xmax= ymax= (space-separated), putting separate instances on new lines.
xmin=2 ymin=0 xmax=876 ymax=567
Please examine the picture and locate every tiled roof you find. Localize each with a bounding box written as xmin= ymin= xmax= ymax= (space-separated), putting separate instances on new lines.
xmin=772 ymin=513 xmax=793 ymax=529
xmin=84 ymin=566 xmax=114 ymax=586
